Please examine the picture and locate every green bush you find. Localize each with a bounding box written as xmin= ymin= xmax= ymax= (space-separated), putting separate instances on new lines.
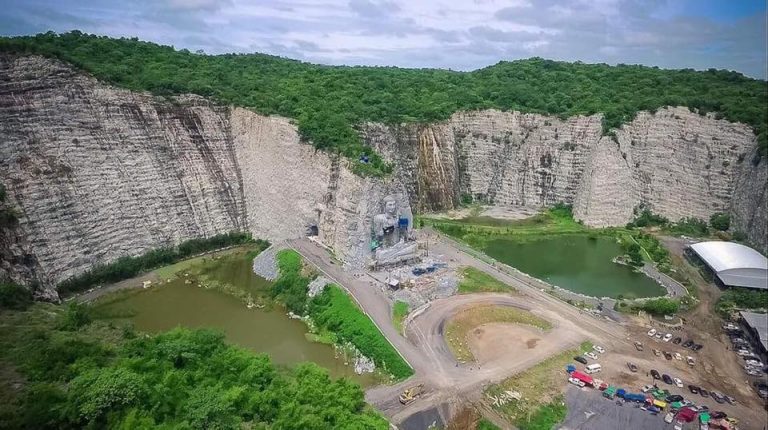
xmin=637 ymin=298 xmax=679 ymax=316
xmin=4 ymin=326 xmax=387 ymax=429
xmin=57 ymin=232 xmax=266 ymax=296
xmin=2 ymin=31 xmax=765 ymax=176
xmin=668 ymin=217 xmax=709 ymax=237
xmin=271 ymin=249 xmax=311 ymax=314
xmin=709 ymin=212 xmax=731 ymax=231
xmin=628 ymin=208 xmax=669 ymax=228
xmin=716 ymin=288 xmax=768 ymax=314
xmin=57 ymin=302 xmax=92 ymax=331
xmin=309 ymin=286 xmax=413 ymax=380
xmin=0 ymin=282 xmax=33 ymax=310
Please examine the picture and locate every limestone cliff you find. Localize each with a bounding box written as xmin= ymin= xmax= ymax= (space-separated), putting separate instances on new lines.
xmin=362 ymin=108 xmax=761 ymax=251
xmin=1 ymin=55 xmax=765 ymax=296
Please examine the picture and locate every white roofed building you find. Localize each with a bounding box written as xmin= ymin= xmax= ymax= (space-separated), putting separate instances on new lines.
xmin=688 ymin=241 xmax=768 ymax=290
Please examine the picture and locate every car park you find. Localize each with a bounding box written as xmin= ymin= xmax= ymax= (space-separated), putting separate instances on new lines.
xmin=674 ymin=352 xmax=682 ymax=361
xmin=688 ymin=385 xmax=700 ymax=394
xmin=647 ymin=328 xmax=657 ymax=337
xmin=663 ymin=333 xmax=673 ymax=342
xmin=626 ymin=362 xmax=638 ymax=372
xmin=662 ymin=374 xmax=673 ymax=384
xmin=666 ymin=394 xmax=683 ymax=402
xmin=692 ymin=344 xmax=703 ymax=351
xmin=672 ymin=337 xmax=682 ymax=344
xmin=663 ymin=351 xmax=673 ymax=360
xmin=686 ymin=356 xmax=695 ymax=366
xmin=593 ymin=345 xmax=605 ymax=354
xmin=585 ymin=352 xmax=598 ymax=360
xmin=574 ymin=356 xmax=588 ymax=365
xmin=674 ymin=377 xmax=683 ymax=388
xmin=651 ymin=369 xmax=661 ymax=380
xmin=700 ymin=389 xmax=710 ymax=397
xmin=634 ymin=341 xmax=644 ymax=351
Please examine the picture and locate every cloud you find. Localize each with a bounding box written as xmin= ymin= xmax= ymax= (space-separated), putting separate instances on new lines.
xmin=0 ymin=0 xmax=764 ymax=78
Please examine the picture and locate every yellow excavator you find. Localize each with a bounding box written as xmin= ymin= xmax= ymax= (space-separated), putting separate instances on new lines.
xmin=398 ymin=384 xmax=424 ymax=405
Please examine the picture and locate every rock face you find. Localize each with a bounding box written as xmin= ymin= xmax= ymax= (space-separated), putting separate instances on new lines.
xmin=0 ymin=55 xmax=765 ymax=296
xmin=362 ymin=108 xmax=760 ymax=244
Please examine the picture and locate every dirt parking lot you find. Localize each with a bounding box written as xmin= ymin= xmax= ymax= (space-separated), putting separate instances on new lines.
xmin=467 ymin=322 xmax=553 ymax=365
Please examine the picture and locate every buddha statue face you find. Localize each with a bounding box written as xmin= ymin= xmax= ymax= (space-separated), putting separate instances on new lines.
xmin=384 ymin=197 xmax=397 ymax=216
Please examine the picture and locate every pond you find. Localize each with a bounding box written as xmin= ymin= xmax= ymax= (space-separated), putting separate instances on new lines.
xmin=93 ymin=248 xmax=376 ymax=385
xmin=483 ymin=235 xmax=666 ymax=299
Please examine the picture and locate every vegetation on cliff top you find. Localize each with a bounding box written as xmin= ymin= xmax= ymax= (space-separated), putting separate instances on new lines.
xmin=1 ymin=31 xmax=766 ymax=176
xmin=0 ymin=303 xmax=387 ymax=429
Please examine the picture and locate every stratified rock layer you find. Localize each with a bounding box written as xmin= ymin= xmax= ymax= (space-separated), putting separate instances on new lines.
xmin=0 ymin=55 xmax=765 ymax=296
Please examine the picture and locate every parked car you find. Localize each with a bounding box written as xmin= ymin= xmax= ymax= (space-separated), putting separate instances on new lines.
xmin=746 ymin=369 xmax=762 ymax=376
xmin=642 ymin=385 xmax=654 ymax=393
xmin=688 ymin=385 xmax=700 ymax=394
xmin=634 ymin=341 xmax=644 ymax=351
xmin=663 ymin=351 xmax=673 ymax=360
xmin=723 ymin=323 xmax=739 ymax=331
xmin=653 ymin=349 xmax=662 ymax=357
xmin=711 ymin=411 xmax=727 ymax=419
xmin=736 ymin=349 xmax=752 ymax=356
xmin=627 ymin=362 xmax=638 ymax=372
xmin=724 ymin=395 xmax=737 ymax=405
xmin=647 ymin=328 xmax=657 ymax=337
xmin=651 ymin=369 xmax=661 ymax=380
xmin=686 ymin=356 xmax=696 ymax=366
xmin=672 ymin=337 xmax=682 ymax=344
xmin=745 ymin=359 xmax=764 ymax=367
xmin=662 ymin=374 xmax=673 ymax=384
xmin=674 ymin=378 xmax=684 ymax=388
xmin=692 ymin=344 xmax=703 ymax=351
xmin=574 ymin=356 xmax=588 ymax=365
xmin=663 ymin=333 xmax=673 ymax=342
xmin=666 ymin=394 xmax=683 ymax=403
xmin=712 ymin=392 xmax=726 ymax=403
xmin=655 ymin=333 xmax=663 ymax=340
xmin=682 ymin=339 xmax=694 ymax=348
xmin=700 ymin=388 xmax=710 ymax=398
xmin=593 ymin=345 xmax=606 ymax=354
xmin=674 ymin=352 xmax=683 ymax=361
xmin=585 ymin=352 xmax=598 ymax=360
xmin=569 ymin=377 xmax=586 ymax=387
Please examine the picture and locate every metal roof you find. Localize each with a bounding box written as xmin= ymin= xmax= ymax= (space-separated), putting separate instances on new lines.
xmin=741 ymin=311 xmax=768 ymax=352
xmin=689 ymin=241 xmax=768 ymax=289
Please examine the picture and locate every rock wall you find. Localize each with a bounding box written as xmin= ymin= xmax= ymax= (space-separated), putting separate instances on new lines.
xmin=362 ymin=108 xmax=760 ymax=237
xmin=731 ymin=147 xmax=768 ymax=254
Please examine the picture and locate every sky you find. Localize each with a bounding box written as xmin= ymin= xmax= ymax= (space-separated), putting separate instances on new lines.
xmin=1 ymin=0 xmax=766 ymax=78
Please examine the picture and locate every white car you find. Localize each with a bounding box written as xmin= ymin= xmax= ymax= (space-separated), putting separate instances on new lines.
xmin=664 ymin=412 xmax=674 ymax=423
xmin=647 ymin=329 xmax=657 ymax=337
xmin=746 ymin=359 xmax=764 ymax=367
xmin=655 ymin=333 xmax=663 ymax=339
xmin=593 ymin=345 xmax=606 ymax=354
xmin=673 ymin=377 xmax=683 ymax=388
xmin=736 ymin=349 xmax=752 ymax=356
xmin=686 ymin=356 xmax=696 ymax=366
xmin=642 ymin=384 xmax=654 ymax=393
xmin=585 ymin=352 xmax=598 ymax=360
xmin=674 ymin=352 xmax=683 ymax=361
xmin=663 ymin=333 xmax=673 ymax=342
xmin=569 ymin=377 xmax=586 ymax=387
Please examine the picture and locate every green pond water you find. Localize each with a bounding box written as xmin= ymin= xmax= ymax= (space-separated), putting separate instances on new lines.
xmin=94 ymin=250 xmax=376 ymax=385
xmin=483 ymin=235 xmax=666 ymax=298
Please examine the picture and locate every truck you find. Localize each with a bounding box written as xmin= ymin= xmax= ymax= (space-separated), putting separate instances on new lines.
xmin=399 ymin=384 xmax=424 ymax=405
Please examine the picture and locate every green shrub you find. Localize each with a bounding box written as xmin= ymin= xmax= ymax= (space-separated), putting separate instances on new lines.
xmin=628 ymin=208 xmax=669 ymax=228
xmin=57 ymin=232 xmax=265 ymax=295
xmin=0 ymin=282 xmax=33 ymax=310
xmin=637 ymin=298 xmax=679 ymax=316
xmin=57 ymin=302 xmax=92 ymax=331
xmin=709 ymin=212 xmax=731 ymax=231
xmin=716 ymin=288 xmax=768 ymax=314
xmin=732 ymin=231 xmax=747 ymax=241
xmin=668 ymin=217 xmax=709 ymax=236
xmin=271 ymin=249 xmax=310 ymax=314
xmin=309 ymin=286 xmax=413 ymax=380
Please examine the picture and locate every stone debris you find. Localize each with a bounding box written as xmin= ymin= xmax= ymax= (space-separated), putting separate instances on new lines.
xmin=252 ymin=245 xmax=279 ymax=280
xmin=307 ymin=276 xmax=330 ymax=298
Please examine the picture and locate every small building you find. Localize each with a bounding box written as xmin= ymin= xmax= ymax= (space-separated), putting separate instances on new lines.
xmin=688 ymin=241 xmax=768 ymax=290
xmin=740 ymin=310 xmax=768 ymax=357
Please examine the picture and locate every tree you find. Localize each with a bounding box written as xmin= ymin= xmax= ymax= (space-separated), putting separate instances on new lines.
xmin=640 ymin=298 xmax=679 ymax=316
xmin=626 ymin=243 xmax=644 ymax=266
xmin=709 ymin=212 xmax=731 ymax=231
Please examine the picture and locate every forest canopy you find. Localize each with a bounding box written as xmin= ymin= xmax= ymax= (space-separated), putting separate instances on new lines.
xmin=1 ymin=31 xmax=766 ymax=175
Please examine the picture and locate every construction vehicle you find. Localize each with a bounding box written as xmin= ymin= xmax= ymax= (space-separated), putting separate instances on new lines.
xmin=399 ymin=384 xmax=424 ymax=405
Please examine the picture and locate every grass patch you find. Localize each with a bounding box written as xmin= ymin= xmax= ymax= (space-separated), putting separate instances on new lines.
xmin=486 ymin=341 xmax=591 ymax=427
xmin=457 ymin=267 xmax=515 ymax=294
xmin=445 ymin=305 xmax=552 ymax=363
xmin=477 ymin=418 xmax=501 ymax=430
xmin=392 ymin=301 xmax=409 ymax=334
xmin=309 ymin=286 xmax=413 ymax=380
